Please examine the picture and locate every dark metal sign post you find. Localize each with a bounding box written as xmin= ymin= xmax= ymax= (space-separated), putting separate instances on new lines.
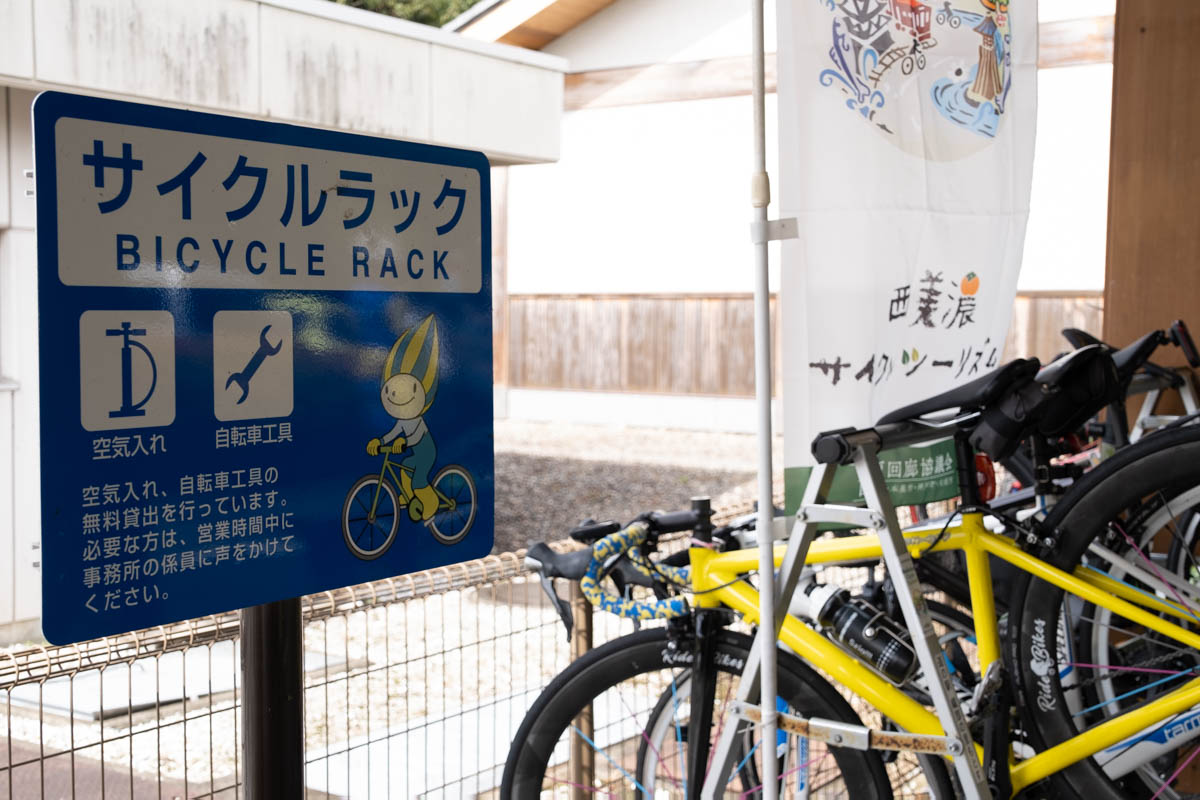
xmin=242 ymin=598 xmax=304 ymax=799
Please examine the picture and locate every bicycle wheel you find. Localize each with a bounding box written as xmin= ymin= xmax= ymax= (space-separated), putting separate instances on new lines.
xmin=1012 ymin=425 xmax=1200 ymax=800
xmin=428 ymin=465 xmax=477 ymax=545
xmin=634 ymin=671 xmax=759 ymax=791
xmin=632 ymin=630 xmax=961 ymax=797
xmin=502 ymin=628 xmax=892 ymax=798
xmin=341 ymin=475 xmax=400 ymax=559
xmin=1166 ymin=507 xmax=1200 ymax=584
xmin=1071 ymin=486 xmax=1200 ymax=800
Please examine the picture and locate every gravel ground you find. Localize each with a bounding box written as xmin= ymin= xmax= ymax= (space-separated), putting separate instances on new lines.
xmin=492 ymin=420 xmax=783 ymax=554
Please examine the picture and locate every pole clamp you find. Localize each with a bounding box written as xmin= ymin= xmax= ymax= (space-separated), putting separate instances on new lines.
xmin=749 ymin=218 xmax=798 ymax=244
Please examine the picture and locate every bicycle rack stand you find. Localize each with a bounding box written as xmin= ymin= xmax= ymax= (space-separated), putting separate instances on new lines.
xmin=701 ymin=442 xmax=991 ymax=800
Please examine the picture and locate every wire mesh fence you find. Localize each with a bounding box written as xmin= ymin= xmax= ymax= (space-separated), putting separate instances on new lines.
xmin=0 ymin=544 xmax=645 ymax=800
xmin=1 ymin=504 xmax=945 ymax=799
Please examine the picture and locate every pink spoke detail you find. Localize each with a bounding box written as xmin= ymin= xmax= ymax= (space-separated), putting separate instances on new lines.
xmin=1112 ymin=519 xmax=1200 ymax=623
xmin=615 ymin=682 xmax=680 ymax=787
xmin=738 ymin=750 xmax=831 ymax=799
xmin=1069 ymin=662 xmax=1195 ymax=677
xmin=1149 ymin=740 xmax=1200 ymax=800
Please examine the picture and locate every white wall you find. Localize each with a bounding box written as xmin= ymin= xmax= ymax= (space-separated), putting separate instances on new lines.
xmin=1040 ymin=0 xmax=1116 ymax=22
xmin=542 ymin=0 xmax=776 ymax=71
xmin=510 ymin=0 xmax=1115 ymax=297
xmin=0 ymin=0 xmax=565 ymax=165
xmin=508 ymin=0 xmax=782 ymax=296
xmin=508 ymin=94 xmax=780 ymax=295
xmin=1019 ymin=64 xmax=1113 ymax=291
xmin=0 ymin=88 xmax=40 ymax=637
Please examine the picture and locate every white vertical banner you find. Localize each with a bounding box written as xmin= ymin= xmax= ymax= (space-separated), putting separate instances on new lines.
xmin=778 ymin=0 xmax=1037 ymax=507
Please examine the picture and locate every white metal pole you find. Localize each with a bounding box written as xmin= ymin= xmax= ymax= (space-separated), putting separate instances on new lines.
xmin=749 ymin=1 xmax=779 ymax=798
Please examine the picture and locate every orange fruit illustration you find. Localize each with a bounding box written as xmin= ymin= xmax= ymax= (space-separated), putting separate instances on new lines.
xmin=961 ymin=272 xmax=980 ymax=296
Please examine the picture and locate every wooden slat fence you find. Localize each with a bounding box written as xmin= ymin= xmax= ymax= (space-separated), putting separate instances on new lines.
xmin=502 ymin=292 xmax=1104 ymax=397
xmin=1001 ymin=291 xmax=1105 ymax=365
xmin=508 ymin=294 xmax=775 ymax=396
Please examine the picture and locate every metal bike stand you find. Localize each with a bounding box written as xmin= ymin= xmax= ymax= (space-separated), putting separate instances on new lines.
xmin=701 ymin=461 xmax=836 ymax=798
xmin=702 ymin=445 xmax=990 ymax=799
xmin=853 ymin=444 xmax=990 ymax=799
xmin=242 ymin=597 xmax=305 ymax=799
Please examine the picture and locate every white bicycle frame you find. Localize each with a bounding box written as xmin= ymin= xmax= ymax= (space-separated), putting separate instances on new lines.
xmin=1129 ymin=368 xmax=1200 ymax=443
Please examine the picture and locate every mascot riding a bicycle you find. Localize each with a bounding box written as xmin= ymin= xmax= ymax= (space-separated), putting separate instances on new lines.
xmin=367 ymin=314 xmax=440 ymax=523
xmin=341 ymin=313 xmax=478 ymax=559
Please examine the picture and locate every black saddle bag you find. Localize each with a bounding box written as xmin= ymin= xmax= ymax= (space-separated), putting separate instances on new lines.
xmin=969 ymin=345 xmax=1120 ymax=461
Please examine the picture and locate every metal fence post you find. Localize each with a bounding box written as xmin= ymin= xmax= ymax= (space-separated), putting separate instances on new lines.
xmin=242 ymin=597 xmax=305 ymax=799
xmin=568 ymin=581 xmax=594 ymax=799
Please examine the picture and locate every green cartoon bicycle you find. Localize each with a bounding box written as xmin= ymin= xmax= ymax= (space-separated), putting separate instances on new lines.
xmin=341 ymin=442 xmax=477 ymax=558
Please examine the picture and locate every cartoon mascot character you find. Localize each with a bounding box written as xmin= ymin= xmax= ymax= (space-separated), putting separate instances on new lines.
xmin=366 ymin=314 xmax=440 ymax=522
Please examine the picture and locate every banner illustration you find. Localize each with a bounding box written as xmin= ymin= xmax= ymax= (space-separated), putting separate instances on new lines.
xmin=778 ymin=0 xmax=1037 ymax=508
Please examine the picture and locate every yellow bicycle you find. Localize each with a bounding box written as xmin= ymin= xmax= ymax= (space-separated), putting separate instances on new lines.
xmin=506 ymin=379 xmax=1200 ymax=798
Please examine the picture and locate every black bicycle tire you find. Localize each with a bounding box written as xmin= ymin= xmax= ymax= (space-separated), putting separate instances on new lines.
xmin=501 ymin=627 xmax=893 ymax=798
xmin=1010 ymin=425 xmax=1200 ymax=800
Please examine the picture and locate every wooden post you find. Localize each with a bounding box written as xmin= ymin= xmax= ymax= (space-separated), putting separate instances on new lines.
xmin=568 ymin=580 xmax=594 ymax=799
xmin=1104 ymin=1 xmax=1200 ymax=411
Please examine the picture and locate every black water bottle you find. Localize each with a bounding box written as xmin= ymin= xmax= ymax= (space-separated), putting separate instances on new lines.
xmin=802 ymin=583 xmax=917 ymax=685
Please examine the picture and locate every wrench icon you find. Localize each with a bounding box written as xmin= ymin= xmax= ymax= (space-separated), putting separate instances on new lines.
xmin=225 ymin=325 xmax=282 ymax=404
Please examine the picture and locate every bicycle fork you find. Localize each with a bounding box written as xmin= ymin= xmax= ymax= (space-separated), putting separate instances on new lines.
xmin=688 ymin=609 xmax=724 ymax=799
xmin=369 ymin=456 xmax=392 ymax=521
xmin=701 ymin=445 xmax=993 ymax=800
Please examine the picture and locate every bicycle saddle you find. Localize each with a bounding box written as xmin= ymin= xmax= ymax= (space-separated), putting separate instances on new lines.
xmin=1111 ymin=330 xmax=1164 ymax=383
xmin=1062 ymin=327 xmax=1165 ymax=385
xmin=876 ymin=357 xmax=1041 ymax=425
xmin=1062 ymin=327 xmax=1102 ymax=349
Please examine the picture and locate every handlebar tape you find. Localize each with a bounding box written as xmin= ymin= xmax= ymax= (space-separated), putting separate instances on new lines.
xmin=526 ymin=541 xmax=665 ymax=589
xmin=579 ymin=521 xmax=690 ymax=620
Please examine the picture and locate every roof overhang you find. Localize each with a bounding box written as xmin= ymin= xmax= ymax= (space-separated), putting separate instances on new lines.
xmin=0 ymin=0 xmax=567 ymax=165
xmin=448 ymin=0 xmax=617 ymax=50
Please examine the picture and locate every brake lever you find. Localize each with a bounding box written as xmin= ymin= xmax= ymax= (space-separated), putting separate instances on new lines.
xmin=610 ymin=572 xmax=642 ymax=632
xmin=536 ymin=571 xmax=575 ymax=642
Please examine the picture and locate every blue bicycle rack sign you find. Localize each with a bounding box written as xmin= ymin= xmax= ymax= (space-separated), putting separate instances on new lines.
xmin=35 ymin=91 xmax=494 ymax=645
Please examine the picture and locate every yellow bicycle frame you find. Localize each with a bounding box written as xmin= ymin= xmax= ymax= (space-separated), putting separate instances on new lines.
xmin=374 ymin=450 xmax=453 ymax=513
xmin=687 ymin=511 xmax=1200 ymax=796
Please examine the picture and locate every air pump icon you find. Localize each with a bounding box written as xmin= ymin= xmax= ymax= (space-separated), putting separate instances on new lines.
xmin=106 ymin=321 xmax=157 ymax=419
xmin=79 ymin=310 xmax=175 ymax=432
